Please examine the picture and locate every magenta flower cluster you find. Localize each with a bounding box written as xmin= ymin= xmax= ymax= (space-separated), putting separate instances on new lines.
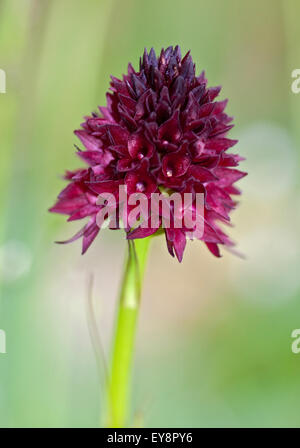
xmin=50 ymin=46 xmax=246 ymax=261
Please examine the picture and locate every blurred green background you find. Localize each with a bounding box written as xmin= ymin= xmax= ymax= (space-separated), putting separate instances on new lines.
xmin=0 ymin=0 xmax=300 ymax=428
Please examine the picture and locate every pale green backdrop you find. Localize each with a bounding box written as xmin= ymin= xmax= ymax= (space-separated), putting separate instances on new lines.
xmin=0 ymin=0 xmax=300 ymax=427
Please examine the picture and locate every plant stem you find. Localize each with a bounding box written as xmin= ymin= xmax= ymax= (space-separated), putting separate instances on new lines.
xmin=106 ymin=237 xmax=151 ymax=428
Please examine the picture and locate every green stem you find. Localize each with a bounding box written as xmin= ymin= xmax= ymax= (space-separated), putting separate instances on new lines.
xmin=106 ymin=237 xmax=151 ymax=428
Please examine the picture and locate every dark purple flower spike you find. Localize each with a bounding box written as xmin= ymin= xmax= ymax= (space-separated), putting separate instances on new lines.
xmin=50 ymin=46 xmax=246 ymax=261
